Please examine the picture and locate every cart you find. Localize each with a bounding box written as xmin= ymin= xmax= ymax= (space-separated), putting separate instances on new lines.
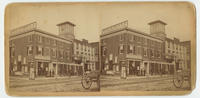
xmin=81 ymin=70 xmax=100 ymax=90
xmin=173 ymin=69 xmax=191 ymax=88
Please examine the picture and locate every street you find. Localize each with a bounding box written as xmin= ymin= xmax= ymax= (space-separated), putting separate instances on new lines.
xmin=9 ymin=75 xmax=190 ymax=92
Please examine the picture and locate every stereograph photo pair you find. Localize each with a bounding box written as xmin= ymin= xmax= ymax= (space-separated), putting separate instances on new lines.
xmin=4 ymin=2 xmax=196 ymax=96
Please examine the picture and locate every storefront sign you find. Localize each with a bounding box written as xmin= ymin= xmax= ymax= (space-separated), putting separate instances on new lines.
xmin=102 ymin=20 xmax=128 ymax=34
xmin=11 ymin=22 xmax=37 ymax=35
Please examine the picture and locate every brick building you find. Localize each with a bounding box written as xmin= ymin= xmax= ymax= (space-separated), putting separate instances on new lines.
xmin=73 ymin=39 xmax=98 ymax=71
xmin=100 ymin=20 xmax=190 ymax=77
xmin=9 ymin=21 xmax=83 ymax=77
xmin=149 ymin=20 xmax=190 ymax=72
xmin=90 ymin=42 xmax=100 ymax=70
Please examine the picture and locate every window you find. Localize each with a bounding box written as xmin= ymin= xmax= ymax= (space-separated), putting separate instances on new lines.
xmin=58 ymin=50 xmax=64 ymax=59
xmin=143 ymin=48 xmax=147 ymax=56
xmin=130 ymin=35 xmax=133 ymax=42
xmin=53 ymin=40 xmax=56 ymax=46
xmin=76 ymin=43 xmax=79 ymax=49
xmin=11 ymin=47 xmax=15 ymax=57
xmin=51 ymin=49 xmax=56 ymax=57
xmin=168 ymin=50 xmax=171 ymax=53
xmin=64 ymin=51 xmax=69 ymax=59
xmin=150 ymin=49 xmax=154 ymax=57
xmin=103 ymin=47 xmax=107 ymax=56
xmin=36 ymin=46 xmax=43 ymax=56
xmin=27 ymin=46 xmax=33 ymax=55
xmin=46 ymin=38 xmax=50 ymax=44
xmin=120 ymin=34 xmax=123 ymax=41
xmin=127 ymin=45 xmax=133 ymax=54
xmin=168 ymin=42 xmax=170 ymax=48
xmin=134 ymin=35 xmax=136 ymax=41
xmin=158 ymin=51 xmax=161 ymax=58
xmin=144 ymin=38 xmax=147 ymax=45
xmin=38 ymin=35 xmax=42 ymax=43
xmin=119 ymin=44 xmax=124 ymax=54
xmin=44 ymin=47 xmax=50 ymax=56
xmin=28 ymin=35 xmax=33 ymax=42
xmin=133 ymin=46 xmax=136 ymax=54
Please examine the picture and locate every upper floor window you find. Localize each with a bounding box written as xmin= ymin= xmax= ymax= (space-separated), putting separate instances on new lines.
xmin=38 ymin=35 xmax=42 ymax=43
xmin=28 ymin=35 xmax=33 ymax=42
xmin=58 ymin=50 xmax=64 ymax=59
xmin=44 ymin=47 xmax=50 ymax=56
xmin=103 ymin=47 xmax=107 ymax=56
xmin=27 ymin=46 xmax=33 ymax=55
xmin=127 ymin=45 xmax=133 ymax=54
xmin=168 ymin=42 xmax=170 ymax=48
xmin=150 ymin=49 xmax=154 ymax=57
xmin=143 ymin=48 xmax=147 ymax=56
xmin=158 ymin=51 xmax=161 ymax=58
xmin=119 ymin=44 xmax=124 ymax=54
xmin=36 ymin=46 xmax=43 ymax=56
xmin=130 ymin=35 xmax=133 ymax=42
xmin=46 ymin=38 xmax=50 ymax=44
xmin=53 ymin=40 xmax=56 ymax=46
xmin=11 ymin=47 xmax=15 ymax=57
xmin=51 ymin=48 xmax=56 ymax=57
xmin=120 ymin=34 xmax=124 ymax=41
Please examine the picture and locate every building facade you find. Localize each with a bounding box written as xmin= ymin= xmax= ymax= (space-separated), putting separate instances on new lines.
xmin=73 ymin=39 xmax=98 ymax=71
xmin=90 ymin=42 xmax=100 ymax=70
xmin=149 ymin=20 xmax=190 ymax=72
xmin=100 ymin=20 xmax=190 ymax=77
xmin=9 ymin=21 xmax=84 ymax=77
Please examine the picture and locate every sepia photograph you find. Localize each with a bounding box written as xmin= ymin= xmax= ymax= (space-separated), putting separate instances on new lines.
xmin=4 ymin=2 xmax=196 ymax=96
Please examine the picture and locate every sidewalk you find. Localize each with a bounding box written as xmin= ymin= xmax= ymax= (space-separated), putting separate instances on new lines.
xmin=9 ymin=76 xmax=81 ymax=88
xmin=101 ymin=74 xmax=173 ymax=80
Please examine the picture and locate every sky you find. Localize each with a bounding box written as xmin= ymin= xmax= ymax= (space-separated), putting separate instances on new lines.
xmin=7 ymin=2 xmax=195 ymax=42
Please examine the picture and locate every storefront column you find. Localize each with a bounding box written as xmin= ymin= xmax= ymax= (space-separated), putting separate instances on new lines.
xmin=145 ymin=62 xmax=149 ymax=76
xmin=127 ymin=60 xmax=129 ymax=75
xmin=35 ymin=61 xmax=38 ymax=76
xmin=55 ymin=64 xmax=58 ymax=76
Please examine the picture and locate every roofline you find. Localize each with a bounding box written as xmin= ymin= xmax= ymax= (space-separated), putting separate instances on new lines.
xmin=9 ymin=29 xmax=73 ymax=43
xmin=100 ymin=27 xmax=163 ymax=41
xmin=57 ymin=21 xmax=76 ymax=26
xmin=148 ymin=20 xmax=167 ymax=25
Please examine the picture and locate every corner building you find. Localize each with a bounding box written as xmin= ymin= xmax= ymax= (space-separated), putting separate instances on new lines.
xmin=9 ymin=21 xmax=81 ymax=77
xmin=100 ymin=20 xmax=174 ymax=76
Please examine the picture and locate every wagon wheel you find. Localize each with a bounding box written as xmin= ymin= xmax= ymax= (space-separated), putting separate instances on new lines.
xmin=173 ymin=72 xmax=184 ymax=88
xmin=81 ymin=73 xmax=92 ymax=89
